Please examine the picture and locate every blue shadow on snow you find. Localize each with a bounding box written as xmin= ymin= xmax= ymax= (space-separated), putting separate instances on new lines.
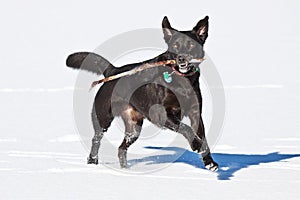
xmin=128 ymin=146 xmax=300 ymax=180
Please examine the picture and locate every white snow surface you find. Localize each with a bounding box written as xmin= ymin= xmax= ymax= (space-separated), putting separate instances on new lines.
xmin=1 ymin=0 xmax=300 ymax=199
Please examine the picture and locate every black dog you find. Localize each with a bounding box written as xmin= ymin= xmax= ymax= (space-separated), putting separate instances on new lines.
xmin=66 ymin=16 xmax=218 ymax=171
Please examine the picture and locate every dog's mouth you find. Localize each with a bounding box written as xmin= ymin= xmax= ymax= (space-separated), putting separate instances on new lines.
xmin=178 ymin=61 xmax=201 ymax=74
xmin=177 ymin=62 xmax=190 ymax=73
xmin=176 ymin=55 xmax=202 ymax=74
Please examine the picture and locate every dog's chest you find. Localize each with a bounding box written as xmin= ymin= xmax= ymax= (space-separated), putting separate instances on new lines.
xmin=130 ymin=75 xmax=199 ymax=116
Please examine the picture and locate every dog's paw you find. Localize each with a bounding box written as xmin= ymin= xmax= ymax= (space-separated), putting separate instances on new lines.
xmin=204 ymin=160 xmax=219 ymax=172
xmin=120 ymin=163 xmax=129 ymax=169
xmin=87 ymin=156 xmax=98 ymax=165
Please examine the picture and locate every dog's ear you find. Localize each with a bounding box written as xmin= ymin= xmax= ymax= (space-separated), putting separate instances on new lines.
xmin=193 ymin=16 xmax=209 ymax=43
xmin=162 ymin=16 xmax=175 ymax=43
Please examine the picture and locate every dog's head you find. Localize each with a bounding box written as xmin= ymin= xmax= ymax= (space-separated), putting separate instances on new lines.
xmin=162 ymin=16 xmax=209 ymax=73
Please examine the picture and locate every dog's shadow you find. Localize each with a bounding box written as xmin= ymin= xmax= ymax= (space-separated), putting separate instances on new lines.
xmin=128 ymin=146 xmax=300 ymax=180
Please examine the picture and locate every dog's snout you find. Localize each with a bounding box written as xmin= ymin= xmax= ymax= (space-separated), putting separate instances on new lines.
xmin=176 ymin=54 xmax=192 ymax=64
xmin=177 ymin=55 xmax=188 ymax=63
xmin=177 ymin=55 xmax=186 ymax=63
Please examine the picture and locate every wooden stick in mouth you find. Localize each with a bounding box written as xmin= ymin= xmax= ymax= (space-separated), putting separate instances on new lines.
xmin=89 ymin=58 xmax=205 ymax=91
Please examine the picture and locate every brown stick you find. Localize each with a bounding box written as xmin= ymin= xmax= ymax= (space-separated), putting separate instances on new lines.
xmin=89 ymin=58 xmax=204 ymax=91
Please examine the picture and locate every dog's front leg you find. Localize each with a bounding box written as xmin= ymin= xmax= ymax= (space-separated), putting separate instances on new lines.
xmin=164 ymin=117 xmax=205 ymax=153
xmin=188 ymin=109 xmax=219 ymax=171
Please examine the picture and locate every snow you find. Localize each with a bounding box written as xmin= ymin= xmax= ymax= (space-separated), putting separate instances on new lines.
xmin=1 ymin=0 xmax=300 ymax=199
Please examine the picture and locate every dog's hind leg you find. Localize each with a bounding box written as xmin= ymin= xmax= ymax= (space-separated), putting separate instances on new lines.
xmin=118 ymin=106 xmax=143 ymax=168
xmin=87 ymin=105 xmax=113 ymax=165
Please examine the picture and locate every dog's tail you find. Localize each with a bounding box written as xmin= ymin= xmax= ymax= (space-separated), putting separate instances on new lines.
xmin=66 ymin=52 xmax=115 ymax=77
